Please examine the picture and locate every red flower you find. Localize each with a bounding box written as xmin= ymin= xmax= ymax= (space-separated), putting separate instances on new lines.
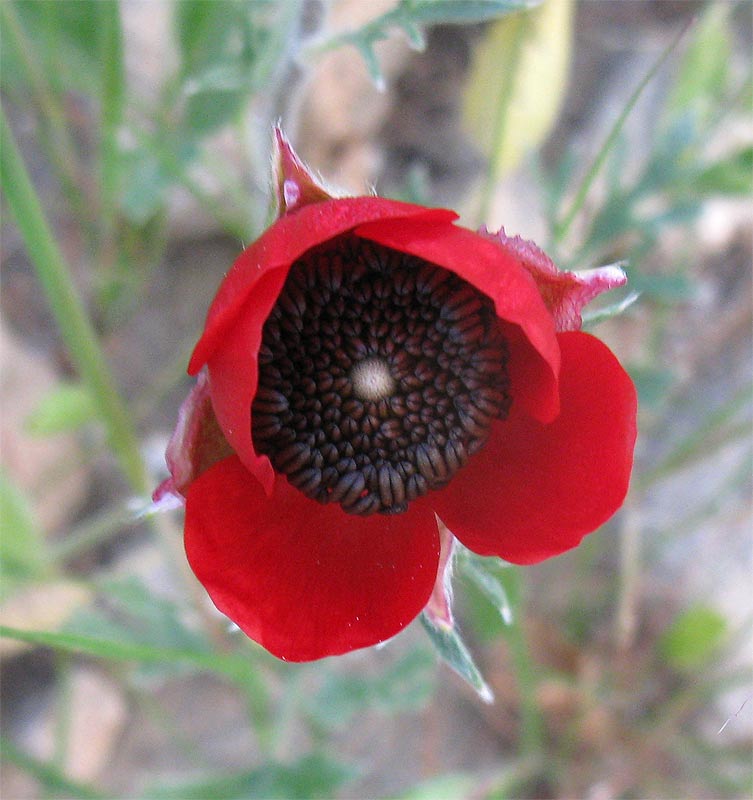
xmin=156 ymin=130 xmax=637 ymax=662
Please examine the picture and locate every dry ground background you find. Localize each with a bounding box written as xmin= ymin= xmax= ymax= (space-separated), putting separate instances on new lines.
xmin=1 ymin=1 xmax=752 ymax=798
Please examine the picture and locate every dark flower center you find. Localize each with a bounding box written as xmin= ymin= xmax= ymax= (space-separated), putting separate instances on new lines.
xmin=252 ymin=235 xmax=511 ymax=515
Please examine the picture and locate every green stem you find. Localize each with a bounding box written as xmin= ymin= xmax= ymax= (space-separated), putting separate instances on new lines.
xmin=504 ymin=567 xmax=545 ymax=760
xmin=0 ymin=736 xmax=106 ymax=800
xmin=0 ymin=107 xmax=147 ymax=492
xmin=553 ymin=19 xmax=692 ymax=244
xmin=97 ymin=0 xmax=125 ymax=275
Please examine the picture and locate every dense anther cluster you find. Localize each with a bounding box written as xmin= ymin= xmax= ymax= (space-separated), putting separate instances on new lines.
xmin=252 ymin=236 xmax=511 ymax=515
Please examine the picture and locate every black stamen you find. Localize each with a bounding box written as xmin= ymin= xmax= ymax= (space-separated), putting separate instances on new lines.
xmin=251 ymin=235 xmax=512 ymax=515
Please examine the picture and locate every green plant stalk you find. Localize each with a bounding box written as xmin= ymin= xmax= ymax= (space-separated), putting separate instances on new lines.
xmin=97 ymin=0 xmax=125 ymax=274
xmin=553 ymin=19 xmax=692 ymax=244
xmin=0 ymin=736 xmax=106 ymax=800
xmin=476 ymin=12 xmax=529 ymax=226
xmin=0 ymin=623 xmax=256 ymax=686
xmin=0 ymin=108 xmax=147 ymax=492
xmin=503 ymin=567 xmax=546 ymax=760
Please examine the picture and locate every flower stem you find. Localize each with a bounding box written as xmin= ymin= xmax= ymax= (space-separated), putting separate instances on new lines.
xmin=0 ymin=107 xmax=147 ymax=492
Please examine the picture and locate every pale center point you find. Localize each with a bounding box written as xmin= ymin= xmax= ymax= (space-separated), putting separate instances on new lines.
xmin=350 ymin=357 xmax=396 ymax=401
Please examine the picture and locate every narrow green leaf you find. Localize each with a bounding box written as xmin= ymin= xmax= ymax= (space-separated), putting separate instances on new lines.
xmin=63 ymin=577 xmax=212 ymax=675
xmin=463 ymin=558 xmax=513 ymax=626
xmin=690 ymin=146 xmax=753 ymax=196
xmin=554 ymin=18 xmax=692 ymax=243
xmin=144 ymin=754 xmax=351 ymax=800
xmin=629 ymin=271 xmax=695 ymax=303
xmin=582 ymin=290 xmax=640 ymax=327
xmin=420 ymin=613 xmax=493 ymax=702
xmin=0 ymin=624 xmax=253 ymax=682
xmin=402 ymin=0 xmax=538 ymax=25
xmin=183 ymin=62 xmax=251 ymax=95
xmin=0 ymin=471 xmax=46 ymax=582
xmin=186 ymin=88 xmax=248 ymax=135
xmin=174 ymin=2 xmax=298 ymax=136
xmin=402 ymin=20 xmax=426 ymax=50
xmin=248 ymin=0 xmax=304 ymax=92
xmin=2 ymin=0 xmax=103 ymax=93
xmin=0 ymin=108 xmax=147 ymax=491
xmin=667 ymin=4 xmax=731 ymax=122
xmin=97 ymin=0 xmax=126 ymax=259
xmin=0 ymin=736 xmax=106 ymax=800
xmin=358 ymin=41 xmax=386 ymax=92
xmin=175 ymin=0 xmax=243 ymax=75
xmin=397 ymin=773 xmax=480 ymax=800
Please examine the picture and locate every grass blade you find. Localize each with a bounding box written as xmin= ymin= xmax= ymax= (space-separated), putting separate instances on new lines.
xmin=554 ymin=19 xmax=692 ymax=244
xmin=0 ymin=736 xmax=106 ymax=800
xmin=0 ymin=107 xmax=147 ymax=491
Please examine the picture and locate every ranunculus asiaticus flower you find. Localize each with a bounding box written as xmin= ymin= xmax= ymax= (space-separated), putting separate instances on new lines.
xmin=156 ymin=129 xmax=637 ymax=662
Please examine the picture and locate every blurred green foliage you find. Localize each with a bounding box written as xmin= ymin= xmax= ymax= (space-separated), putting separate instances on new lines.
xmin=659 ymin=605 xmax=729 ymax=672
xmin=25 ymin=383 xmax=97 ymax=436
xmin=144 ymin=754 xmax=351 ymax=800
xmin=0 ymin=471 xmax=48 ymax=598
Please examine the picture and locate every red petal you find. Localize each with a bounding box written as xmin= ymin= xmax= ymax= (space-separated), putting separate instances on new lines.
xmin=184 ymin=456 xmax=440 ymax=661
xmin=431 ymin=331 xmax=637 ymax=564
xmin=480 ymin=227 xmax=627 ymax=332
xmin=189 ymin=199 xmax=456 ymax=374
xmin=355 ymin=217 xmax=561 ymax=422
xmin=205 ymin=269 xmax=285 ymax=493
